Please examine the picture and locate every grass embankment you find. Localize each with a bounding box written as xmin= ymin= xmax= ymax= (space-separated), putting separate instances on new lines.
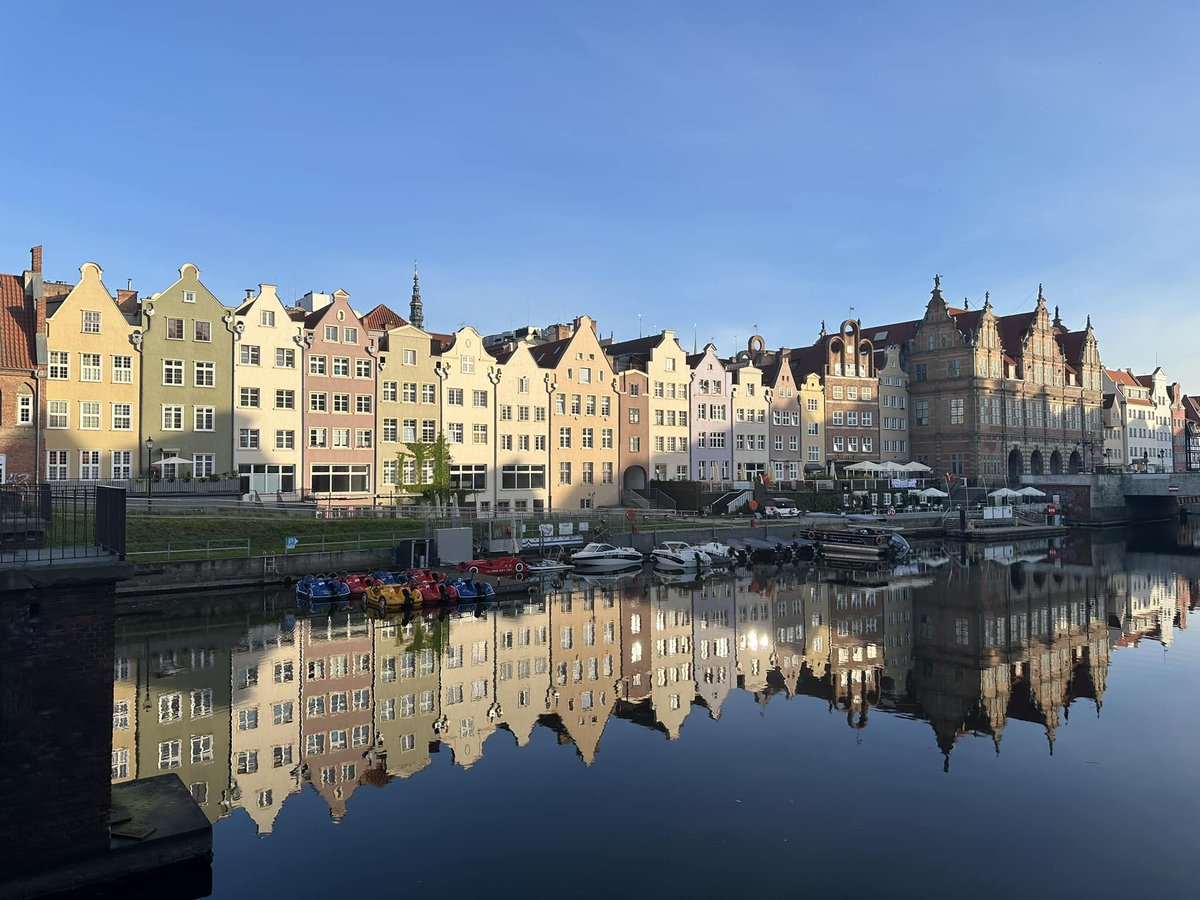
xmin=126 ymin=512 xmax=424 ymax=561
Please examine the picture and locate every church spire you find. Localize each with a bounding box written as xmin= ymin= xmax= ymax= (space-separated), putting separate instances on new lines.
xmin=409 ymin=262 xmax=424 ymax=329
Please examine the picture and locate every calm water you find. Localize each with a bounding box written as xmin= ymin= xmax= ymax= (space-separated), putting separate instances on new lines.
xmin=111 ymin=525 xmax=1200 ymax=898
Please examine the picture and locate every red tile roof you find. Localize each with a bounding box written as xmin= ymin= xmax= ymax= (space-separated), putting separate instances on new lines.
xmin=361 ymin=304 xmax=408 ymax=332
xmin=0 ymin=273 xmax=38 ymax=371
xmin=994 ymin=311 xmax=1036 ymax=354
xmin=1106 ymin=368 xmax=1139 ymax=387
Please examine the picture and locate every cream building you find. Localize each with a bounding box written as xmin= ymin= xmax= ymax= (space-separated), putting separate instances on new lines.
xmin=44 ymin=262 xmax=139 ymax=481
xmin=373 ymin=617 xmax=439 ymax=780
xmin=649 ymin=585 xmax=696 ymax=739
xmin=876 ymin=346 xmax=910 ymax=464
xmin=436 ymin=611 xmax=498 ymax=769
xmin=735 ymin=580 xmax=775 ymax=695
xmin=229 ymin=622 xmax=302 ymax=834
xmin=490 ymin=339 xmax=552 ymax=513
xmin=606 ymin=330 xmax=690 ymax=489
xmin=433 ymin=326 xmax=500 ymax=513
xmin=233 ymin=285 xmax=302 ymax=498
xmin=372 ymin=313 xmax=442 ymax=503
xmin=799 ymin=373 xmax=826 ymax=478
xmin=693 ymin=578 xmax=736 ymax=720
xmin=533 ymin=316 xmax=620 ymax=509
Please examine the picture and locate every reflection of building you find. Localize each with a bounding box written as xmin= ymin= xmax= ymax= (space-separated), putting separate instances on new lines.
xmin=909 ymin=560 xmax=1112 ymax=769
xmin=1108 ymin=570 xmax=1180 ymax=648
xmin=495 ymin=600 xmax=552 ymax=748
xmin=735 ymin=576 xmax=775 ymax=696
xmin=111 ymin=653 xmax=140 ymax=785
xmin=694 ymin=579 xmax=737 ymax=719
xmin=229 ymin=622 xmax=301 ymax=834
xmin=130 ymin=627 xmax=237 ymax=823
xmin=298 ymin=614 xmax=373 ymax=820
xmin=436 ymin=609 xmax=498 ymax=768
xmin=545 ymin=585 xmax=622 ymax=763
xmin=373 ymin=617 xmax=439 ymax=780
xmin=648 ymin=584 xmax=696 ymax=739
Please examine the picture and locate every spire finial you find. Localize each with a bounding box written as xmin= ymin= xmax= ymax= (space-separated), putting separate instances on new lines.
xmin=1037 ymin=282 xmax=1045 ymax=302
xmin=409 ymin=261 xmax=424 ymax=329
xmin=820 ymin=320 xmax=827 ymax=337
xmin=1086 ymin=314 xmax=1092 ymax=329
xmin=1053 ymin=304 xmax=1061 ymax=327
xmin=934 ymin=273 xmax=941 ymax=290
xmin=984 ymin=290 xmax=991 ymax=310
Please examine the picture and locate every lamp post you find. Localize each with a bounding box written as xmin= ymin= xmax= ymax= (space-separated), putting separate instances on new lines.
xmin=145 ymin=436 xmax=154 ymax=508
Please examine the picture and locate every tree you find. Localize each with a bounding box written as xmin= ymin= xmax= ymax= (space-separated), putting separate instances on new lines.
xmin=393 ymin=431 xmax=457 ymax=505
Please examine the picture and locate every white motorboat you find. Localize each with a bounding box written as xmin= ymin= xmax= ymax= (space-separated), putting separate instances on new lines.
xmin=691 ymin=540 xmax=738 ymax=564
xmin=570 ymin=542 xmax=645 ymax=569
xmin=650 ymin=541 xmax=713 ymax=570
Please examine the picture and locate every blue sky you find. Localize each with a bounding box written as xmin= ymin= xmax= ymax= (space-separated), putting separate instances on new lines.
xmin=3 ymin=2 xmax=1198 ymax=385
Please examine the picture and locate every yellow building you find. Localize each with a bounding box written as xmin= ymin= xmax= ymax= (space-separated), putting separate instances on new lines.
xmin=490 ymin=340 xmax=551 ymax=513
xmin=433 ymin=326 xmax=500 ymax=513
xmin=494 ymin=599 xmax=552 ymax=747
xmin=649 ymin=583 xmax=696 ymax=739
xmin=533 ymin=316 xmax=620 ymax=510
xmin=436 ymin=610 xmax=498 ymax=768
xmin=372 ymin=616 xmax=440 ymax=780
xmin=44 ymin=262 xmax=139 ymax=480
xmin=372 ymin=312 xmax=441 ymax=503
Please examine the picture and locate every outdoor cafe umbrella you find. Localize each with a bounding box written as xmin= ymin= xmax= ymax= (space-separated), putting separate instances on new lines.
xmin=844 ymin=461 xmax=880 ymax=472
xmin=988 ymin=487 xmax=1020 ymax=499
xmin=917 ymin=487 xmax=948 ymax=498
xmin=900 ymin=461 xmax=932 ymax=472
xmin=151 ymin=455 xmax=193 ymax=467
xmin=1017 ymin=486 xmax=1046 ymax=497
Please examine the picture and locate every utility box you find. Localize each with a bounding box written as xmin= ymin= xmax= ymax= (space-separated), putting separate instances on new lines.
xmin=394 ymin=538 xmax=434 ymax=569
xmin=433 ymin=527 xmax=473 ymax=565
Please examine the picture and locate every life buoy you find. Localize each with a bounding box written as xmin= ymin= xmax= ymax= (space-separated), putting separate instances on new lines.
xmin=468 ymin=566 xmax=480 ymax=576
xmin=505 ymin=526 xmax=513 ymax=535
xmin=875 ymin=535 xmax=884 ymax=545
xmin=515 ymin=572 xmax=525 ymax=582
xmin=514 ymin=561 xmax=526 ymax=572
xmin=806 ymin=531 xmax=817 ymax=540
xmin=625 ymin=508 xmax=636 ymax=521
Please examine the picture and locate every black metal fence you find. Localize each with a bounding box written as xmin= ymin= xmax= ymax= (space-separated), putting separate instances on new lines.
xmin=0 ymin=483 xmax=127 ymax=565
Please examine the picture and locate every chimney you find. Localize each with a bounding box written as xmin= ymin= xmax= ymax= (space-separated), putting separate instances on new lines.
xmin=245 ymin=289 xmax=254 ymax=300
xmin=30 ymin=245 xmax=42 ymax=274
xmin=116 ymin=288 xmax=139 ymax=309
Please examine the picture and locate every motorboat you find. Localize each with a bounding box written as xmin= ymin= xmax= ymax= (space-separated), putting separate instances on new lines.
xmin=569 ymin=542 xmax=645 ymax=569
xmin=691 ymin=541 xmax=738 ymax=565
xmin=651 ymin=541 xmax=713 ymax=570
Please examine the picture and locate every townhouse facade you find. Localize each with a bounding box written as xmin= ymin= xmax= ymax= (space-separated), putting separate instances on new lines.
xmin=298 ymin=291 xmax=378 ymax=501
xmin=434 ymin=326 xmax=498 ymax=510
xmin=728 ymin=356 xmax=769 ymax=484
xmin=491 ymin=340 xmax=551 ymax=513
xmin=140 ymin=263 xmax=236 ymax=479
xmin=233 ymin=285 xmax=302 ymax=497
xmin=689 ymin=345 xmax=732 ymax=484
xmin=44 ymin=262 xmax=140 ymax=481
xmin=757 ymin=346 xmax=805 ymax=486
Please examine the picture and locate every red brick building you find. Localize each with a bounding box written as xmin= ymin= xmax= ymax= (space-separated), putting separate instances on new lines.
xmin=0 ymin=246 xmax=47 ymax=483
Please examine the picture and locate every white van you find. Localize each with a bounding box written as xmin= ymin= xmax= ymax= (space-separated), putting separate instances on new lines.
xmin=765 ymin=498 xmax=800 ymax=518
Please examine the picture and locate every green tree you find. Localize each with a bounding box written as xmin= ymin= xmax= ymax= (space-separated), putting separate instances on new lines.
xmin=394 ymin=430 xmax=457 ymax=505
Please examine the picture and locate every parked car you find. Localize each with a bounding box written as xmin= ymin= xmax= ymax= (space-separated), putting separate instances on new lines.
xmin=764 ymin=498 xmax=801 ymax=518
xmin=456 ymin=556 xmax=529 ymax=577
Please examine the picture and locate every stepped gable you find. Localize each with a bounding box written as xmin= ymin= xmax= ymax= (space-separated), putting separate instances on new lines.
xmin=0 ymin=272 xmax=37 ymax=370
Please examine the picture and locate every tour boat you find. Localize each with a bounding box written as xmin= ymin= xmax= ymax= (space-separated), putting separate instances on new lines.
xmin=569 ymin=542 xmax=645 ymax=569
xmin=651 ymin=541 xmax=713 ymax=570
xmin=805 ymin=525 xmax=910 ymax=560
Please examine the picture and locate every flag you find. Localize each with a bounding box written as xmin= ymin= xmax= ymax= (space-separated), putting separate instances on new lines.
xmin=945 ymin=472 xmax=957 ymax=485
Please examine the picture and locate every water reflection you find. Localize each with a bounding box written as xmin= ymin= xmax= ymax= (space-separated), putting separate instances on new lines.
xmin=110 ymin=532 xmax=1196 ymax=834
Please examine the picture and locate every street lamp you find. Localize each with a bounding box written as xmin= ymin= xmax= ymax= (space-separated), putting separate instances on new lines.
xmin=145 ymin=436 xmax=154 ymax=507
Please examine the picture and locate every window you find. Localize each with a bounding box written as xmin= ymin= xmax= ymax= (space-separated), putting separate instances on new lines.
xmin=162 ymin=359 xmax=184 ymax=385
xmin=158 ymin=740 xmax=182 ymax=770
xmin=273 ymin=389 xmax=295 ymax=410
xmin=914 ymin=363 xmax=927 ymax=382
xmin=162 ymin=405 xmax=184 ymax=430
xmin=343 ymin=326 xmax=358 ymax=344
xmin=422 ymin=420 xmax=436 ymax=441
xmin=356 ymin=395 xmax=372 ymax=414
xmin=238 ymin=708 xmax=259 ymax=730
xmin=241 ymin=345 xmax=261 ymax=366
xmin=559 ymin=427 xmax=572 ymax=449
xmin=182 ymin=290 xmax=196 ymax=303
xmin=275 ymin=347 xmax=295 ymax=368
xmin=239 ymin=429 xmax=260 ymax=449
xmin=309 ymin=464 xmax=371 ymax=493
xmin=356 ymin=429 xmax=372 ymax=448
xmin=448 ymin=423 xmax=464 ymax=443
xmin=193 ymin=361 xmax=215 ymax=387
xmin=309 ymin=355 xmax=327 ymax=375
xmin=47 ymin=351 xmax=68 ymax=380
xmin=559 ymin=462 xmax=572 ymax=484
xmin=309 ymin=428 xmax=327 ymax=448
xmin=472 ymin=424 xmax=488 ymax=444
xmin=81 ymin=309 xmax=102 ymax=333
xmin=194 ymin=406 xmax=215 ymax=431
xmin=310 ymin=393 xmax=327 ymax=412
xmin=333 ymin=428 xmax=351 ymax=448
xmin=166 ymin=317 xmax=185 ymax=340
xmin=79 ymin=352 xmax=102 ymax=382
xmin=80 ymin=401 xmax=101 ymax=430
xmin=473 ymin=390 xmax=488 ymax=408
xmin=193 ymin=320 xmax=211 ymax=342
xmin=78 ymin=449 xmax=101 ymax=479
xmin=111 ymin=355 xmax=132 ymax=384
xmin=915 ymin=401 xmax=930 ymax=427
xmin=949 ymin=397 xmax=964 ymax=425
xmin=421 ymin=383 xmax=436 ymax=403
xmin=448 ymin=388 xmax=464 ymax=406
xmin=46 ymin=449 xmax=68 ymax=479
xmin=333 ymin=357 xmax=350 ymax=376
xmin=324 ymin=325 xmax=339 ymax=342
xmin=461 ymin=355 xmax=475 ymax=374
xmin=111 ymin=450 xmax=132 ymax=479
xmin=501 ymin=465 xmax=545 ymax=489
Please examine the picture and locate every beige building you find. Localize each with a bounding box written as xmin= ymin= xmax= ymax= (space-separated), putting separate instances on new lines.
xmin=876 ymin=346 xmax=910 ymax=464
xmin=606 ymin=330 xmax=690 ymax=489
xmin=649 ymin=585 xmax=696 ymax=739
xmin=799 ymin=373 xmax=826 ymax=477
xmin=433 ymin=326 xmax=500 ymax=512
xmin=693 ymin=578 xmax=736 ymax=720
xmin=729 ymin=358 xmax=769 ymax=485
xmin=44 ymin=262 xmax=139 ymax=480
xmin=229 ymin=622 xmax=302 ymax=834
xmin=533 ymin=316 xmax=620 ymax=509
xmin=233 ymin=285 xmax=302 ymax=498
xmin=489 ymin=339 xmax=551 ymax=513
xmin=436 ymin=610 xmax=498 ymax=769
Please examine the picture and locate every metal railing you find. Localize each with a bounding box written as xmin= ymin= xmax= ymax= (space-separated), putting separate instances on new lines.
xmin=49 ymin=477 xmax=241 ymax=495
xmin=0 ymin=483 xmax=126 ymax=565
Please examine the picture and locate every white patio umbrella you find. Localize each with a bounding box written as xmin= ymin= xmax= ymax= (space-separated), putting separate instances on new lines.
xmin=152 ymin=455 xmax=193 ymax=467
xmin=917 ymin=487 xmax=948 ymax=498
xmin=988 ymin=488 xmax=1020 ymax=499
xmin=845 ymin=461 xmax=880 ymax=473
xmin=901 ymin=461 xmax=932 ymax=472
xmin=877 ymin=461 xmax=905 ymax=473
xmin=1017 ymin=486 xmax=1046 ymax=498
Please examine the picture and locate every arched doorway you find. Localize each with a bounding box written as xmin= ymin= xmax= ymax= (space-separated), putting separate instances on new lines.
xmin=1068 ymin=450 xmax=1083 ymax=474
xmin=1049 ymin=450 xmax=1063 ymax=475
xmin=1030 ymin=450 xmax=1045 ymax=475
xmin=623 ymin=466 xmax=647 ymax=491
xmin=1007 ymin=448 xmax=1023 ymax=483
